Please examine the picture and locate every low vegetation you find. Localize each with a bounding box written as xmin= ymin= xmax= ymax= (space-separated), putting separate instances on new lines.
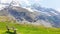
xmin=0 ymin=16 xmax=60 ymax=34
xmin=0 ymin=21 xmax=60 ymax=34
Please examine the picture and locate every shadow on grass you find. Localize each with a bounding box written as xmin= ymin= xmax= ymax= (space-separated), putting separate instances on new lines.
xmin=5 ymin=31 xmax=14 ymax=34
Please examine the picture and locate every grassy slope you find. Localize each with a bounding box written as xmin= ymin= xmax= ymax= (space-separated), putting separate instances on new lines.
xmin=0 ymin=21 xmax=60 ymax=34
xmin=0 ymin=16 xmax=60 ymax=34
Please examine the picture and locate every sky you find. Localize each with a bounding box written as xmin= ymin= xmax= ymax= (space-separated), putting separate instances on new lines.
xmin=40 ymin=0 xmax=60 ymax=11
xmin=0 ymin=0 xmax=60 ymax=11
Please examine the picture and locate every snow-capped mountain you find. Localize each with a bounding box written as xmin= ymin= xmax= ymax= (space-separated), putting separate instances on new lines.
xmin=0 ymin=0 xmax=60 ymax=27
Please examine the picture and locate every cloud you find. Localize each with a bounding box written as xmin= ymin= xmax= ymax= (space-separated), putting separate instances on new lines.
xmin=0 ymin=4 xmax=6 ymax=10
xmin=55 ymin=8 xmax=60 ymax=12
xmin=1 ymin=0 xmax=12 ymax=3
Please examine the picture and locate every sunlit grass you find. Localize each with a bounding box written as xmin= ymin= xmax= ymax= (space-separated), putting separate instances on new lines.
xmin=0 ymin=21 xmax=60 ymax=34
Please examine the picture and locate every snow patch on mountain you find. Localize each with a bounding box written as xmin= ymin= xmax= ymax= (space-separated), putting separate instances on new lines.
xmin=0 ymin=4 xmax=6 ymax=10
xmin=25 ymin=8 xmax=34 ymax=12
xmin=50 ymin=11 xmax=58 ymax=15
xmin=42 ymin=12 xmax=51 ymax=16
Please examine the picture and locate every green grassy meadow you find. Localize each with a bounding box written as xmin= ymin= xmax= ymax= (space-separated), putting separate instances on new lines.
xmin=0 ymin=21 xmax=60 ymax=34
xmin=0 ymin=22 xmax=60 ymax=34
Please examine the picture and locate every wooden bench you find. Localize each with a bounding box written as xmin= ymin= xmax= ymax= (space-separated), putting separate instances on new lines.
xmin=6 ymin=26 xmax=17 ymax=34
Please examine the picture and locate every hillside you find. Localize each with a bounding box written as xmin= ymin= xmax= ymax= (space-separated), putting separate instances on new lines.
xmin=0 ymin=16 xmax=59 ymax=34
xmin=1 ymin=6 xmax=60 ymax=27
xmin=0 ymin=0 xmax=60 ymax=27
xmin=0 ymin=0 xmax=60 ymax=34
xmin=0 ymin=21 xmax=60 ymax=34
xmin=0 ymin=16 xmax=60 ymax=34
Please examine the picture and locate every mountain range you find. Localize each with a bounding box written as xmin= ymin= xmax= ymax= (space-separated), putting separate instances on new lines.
xmin=0 ymin=1 xmax=60 ymax=28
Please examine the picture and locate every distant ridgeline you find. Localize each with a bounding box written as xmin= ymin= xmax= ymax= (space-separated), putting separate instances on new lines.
xmin=0 ymin=0 xmax=60 ymax=28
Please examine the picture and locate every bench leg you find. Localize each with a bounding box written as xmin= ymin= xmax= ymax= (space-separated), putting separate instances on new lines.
xmin=14 ymin=30 xmax=16 ymax=34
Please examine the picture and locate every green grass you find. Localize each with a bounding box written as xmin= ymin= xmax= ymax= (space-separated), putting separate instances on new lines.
xmin=0 ymin=21 xmax=60 ymax=34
